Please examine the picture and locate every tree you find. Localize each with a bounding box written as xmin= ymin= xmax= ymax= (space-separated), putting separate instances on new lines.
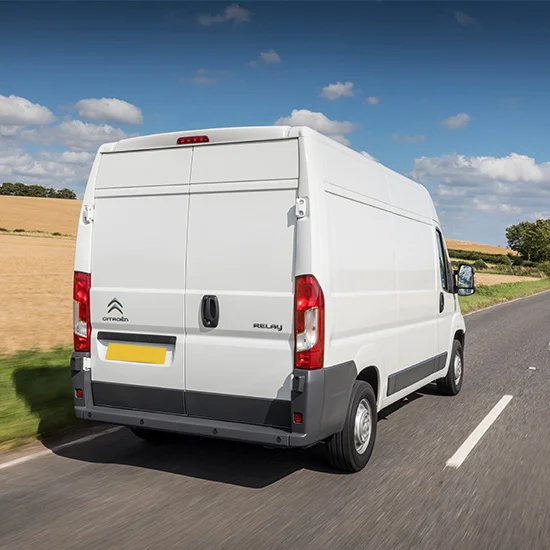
xmin=56 ymin=188 xmax=77 ymax=200
xmin=0 ymin=182 xmax=77 ymax=200
xmin=506 ymin=219 xmax=550 ymax=263
xmin=0 ymin=182 xmax=16 ymax=195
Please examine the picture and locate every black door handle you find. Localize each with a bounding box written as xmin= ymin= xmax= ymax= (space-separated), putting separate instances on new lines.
xmin=439 ymin=292 xmax=444 ymax=313
xmin=201 ymin=295 xmax=219 ymax=328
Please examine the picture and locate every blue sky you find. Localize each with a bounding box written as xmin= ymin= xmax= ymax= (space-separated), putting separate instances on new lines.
xmin=1 ymin=1 xmax=550 ymax=245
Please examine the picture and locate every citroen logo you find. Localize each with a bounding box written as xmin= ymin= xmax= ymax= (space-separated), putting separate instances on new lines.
xmin=107 ymin=298 xmax=123 ymax=315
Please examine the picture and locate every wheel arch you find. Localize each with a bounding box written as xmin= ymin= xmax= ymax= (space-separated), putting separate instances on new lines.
xmin=454 ymin=329 xmax=465 ymax=348
xmin=356 ymin=366 xmax=380 ymax=408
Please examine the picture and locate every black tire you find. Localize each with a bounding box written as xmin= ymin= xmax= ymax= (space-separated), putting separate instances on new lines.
xmin=131 ymin=427 xmax=173 ymax=443
xmin=326 ymin=381 xmax=377 ymax=473
xmin=437 ymin=339 xmax=464 ymax=396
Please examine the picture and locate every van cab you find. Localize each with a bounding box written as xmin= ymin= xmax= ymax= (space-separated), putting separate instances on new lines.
xmin=70 ymin=126 xmax=475 ymax=472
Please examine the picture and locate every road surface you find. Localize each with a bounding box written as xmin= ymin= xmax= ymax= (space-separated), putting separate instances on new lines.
xmin=2 ymin=292 xmax=550 ymax=549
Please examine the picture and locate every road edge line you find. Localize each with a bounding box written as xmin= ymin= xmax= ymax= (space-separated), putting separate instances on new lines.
xmin=0 ymin=427 xmax=123 ymax=471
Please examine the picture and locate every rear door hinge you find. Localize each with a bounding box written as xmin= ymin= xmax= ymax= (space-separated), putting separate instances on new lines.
xmin=83 ymin=205 xmax=94 ymax=224
xmin=295 ymin=197 xmax=308 ymax=219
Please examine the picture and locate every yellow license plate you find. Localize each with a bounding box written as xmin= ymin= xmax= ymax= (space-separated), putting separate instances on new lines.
xmin=105 ymin=343 xmax=167 ymax=365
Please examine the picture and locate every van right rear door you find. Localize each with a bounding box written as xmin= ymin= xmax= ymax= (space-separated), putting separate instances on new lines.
xmin=183 ymin=140 xmax=299 ymax=428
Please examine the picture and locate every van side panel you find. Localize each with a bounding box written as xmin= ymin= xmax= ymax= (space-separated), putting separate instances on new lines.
xmin=382 ymin=167 xmax=438 ymax=222
xmin=317 ymin=139 xmax=441 ymax=407
xmin=390 ymin=215 xmax=438 ymax=394
xmin=74 ymin=152 xmax=102 ymax=274
xmin=325 ymin=191 xmax=399 ymax=390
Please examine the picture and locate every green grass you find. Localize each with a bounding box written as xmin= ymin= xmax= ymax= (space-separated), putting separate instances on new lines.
xmin=459 ymin=278 xmax=550 ymax=314
xmin=0 ymin=228 xmax=74 ymax=239
xmin=0 ymin=346 xmax=85 ymax=449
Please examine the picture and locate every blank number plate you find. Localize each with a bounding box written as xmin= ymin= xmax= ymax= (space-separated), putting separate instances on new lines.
xmin=105 ymin=343 xmax=167 ymax=365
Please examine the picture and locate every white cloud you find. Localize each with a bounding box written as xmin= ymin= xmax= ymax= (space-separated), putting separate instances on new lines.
xmin=367 ymin=96 xmax=380 ymax=105
xmin=248 ymin=50 xmax=281 ymax=67
xmin=74 ymin=98 xmax=143 ymax=125
xmin=471 ymin=198 xmax=521 ymax=215
xmin=186 ymin=68 xmax=231 ymax=85
xmin=0 ymin=147 xmax=92 ymax=188
xmin=274 ymin=109 xmax=356 ymax=146
xmin=411 ymin=153 xmax=547 ymax=185
xmin=360 ymin=151 xmax=379 ymax=162
xmin=191 ymin=68 xmax=217 ymax=85
xmin=198 ymin=3 xmax=251 ymax=26
xmin=410 ymin=152 xmax=550 ymax=223
xmin=0 ymin=95 xmax=55 ymax=126
xmin=57 ymin=151 xmax=94 ymax=164
xmin=320 ymin=81 xmax=355 ymax=101
xmin=454 ymin=11 xmax=477 ymax=26
xmin=442 ymin=113 xmax=471 ymax=130
xmin=393 ymin=133 xmax=425 ymax=143
xmin=0 ymin=125 xmax=21 ymax=137
xmin=259 ymin=49 xmax=281 ymax=64
xmin=22 ymin=120 xmax=133 ymax=151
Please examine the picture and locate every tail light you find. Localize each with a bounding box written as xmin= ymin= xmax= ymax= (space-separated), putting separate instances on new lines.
xmin=294 ymin=275 xmax=325 ymax=370
xmin=177 ymin=135 xmax=209 ymax=145
xmin=73 ymin=271 xmax=91 ymax=352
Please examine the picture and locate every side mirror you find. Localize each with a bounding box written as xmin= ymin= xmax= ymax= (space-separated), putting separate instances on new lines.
xmin=455 ymin=263 xmax=476 ymax=296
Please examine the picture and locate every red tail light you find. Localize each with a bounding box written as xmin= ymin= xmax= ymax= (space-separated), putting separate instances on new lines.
xmin=176 ymin=135 xmax=210 ymax=145
xmin=73 ymin=271 xmax=91 ymax=352
xmin=294 ymin=275 xmax=325 ymax=370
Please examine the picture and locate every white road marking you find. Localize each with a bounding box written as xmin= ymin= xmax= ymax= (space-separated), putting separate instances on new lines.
xmin=529 ymin=367 xmax=536 ymax=370
xmin=0 ymin=427 xmax=123 ymax=471
xmin=446 ymin=395 xmax=513 ymax=469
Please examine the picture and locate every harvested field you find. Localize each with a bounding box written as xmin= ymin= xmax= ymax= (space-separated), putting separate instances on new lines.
xmin=0 ymin=234 xmax=75 ymax=353
xmin=475 ymin=273 xmax=540 ymax=286
xmin=0 ymin=196 xmax=81 ymax=235
xmin=446 ymin=238 xmax=517 ymax=256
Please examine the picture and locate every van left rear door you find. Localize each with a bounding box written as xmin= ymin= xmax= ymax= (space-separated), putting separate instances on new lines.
xmin=89 ymin=147 xmax=191 ymax=414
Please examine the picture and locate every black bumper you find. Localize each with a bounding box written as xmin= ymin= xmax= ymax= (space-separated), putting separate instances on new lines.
xmin=70 ymin=353 xmax=356 ymax=448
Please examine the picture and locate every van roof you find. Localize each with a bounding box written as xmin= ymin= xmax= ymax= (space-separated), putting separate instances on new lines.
xmin=109 ymin=126 xmax=317 ymax=153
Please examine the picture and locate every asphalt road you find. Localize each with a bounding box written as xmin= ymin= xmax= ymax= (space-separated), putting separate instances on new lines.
xmin=2 ymin=293 xmax=550 ymax=549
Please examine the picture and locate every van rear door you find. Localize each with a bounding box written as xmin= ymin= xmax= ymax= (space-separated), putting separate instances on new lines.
xmin=184 ymin=140 xmax=298 ymax=428
xmin=89 ymin=148 xmax=191 ymax=414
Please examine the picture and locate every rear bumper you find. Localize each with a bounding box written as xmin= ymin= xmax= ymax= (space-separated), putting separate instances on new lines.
xmin=70 ymin=353 xmax=356 ymax=449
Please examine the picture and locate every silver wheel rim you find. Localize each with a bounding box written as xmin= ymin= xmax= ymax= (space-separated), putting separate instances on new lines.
xmin=354 ymin=398 xmax=372 ymax=454
xmin=454 ymin=354 xmax=463 ymax=385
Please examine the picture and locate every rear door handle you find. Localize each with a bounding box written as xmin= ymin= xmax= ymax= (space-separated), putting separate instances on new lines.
xmin=201 ymin=295 xmax=219 ymax=328
xmin=439 ymin=292 xmax=444 ymax=313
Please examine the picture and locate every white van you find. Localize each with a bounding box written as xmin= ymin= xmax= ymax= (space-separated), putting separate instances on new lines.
xmin=71 ymin=126 xmax=475 ymax=472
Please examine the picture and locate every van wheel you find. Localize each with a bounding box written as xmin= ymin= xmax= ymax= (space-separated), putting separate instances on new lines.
xmin=130 ymin=427 xmax=172 ymax=443
xmin=437 ymin=339 xmax=464 ymax=396
xmin=326 ymin=381 xmax=377 ymax=473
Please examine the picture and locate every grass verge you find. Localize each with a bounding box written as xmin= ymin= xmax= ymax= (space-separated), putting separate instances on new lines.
xmin=0 ymin=346 xmax=85 ymax=450
xmin=459 ymin=278 xmax=550 ymax=314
